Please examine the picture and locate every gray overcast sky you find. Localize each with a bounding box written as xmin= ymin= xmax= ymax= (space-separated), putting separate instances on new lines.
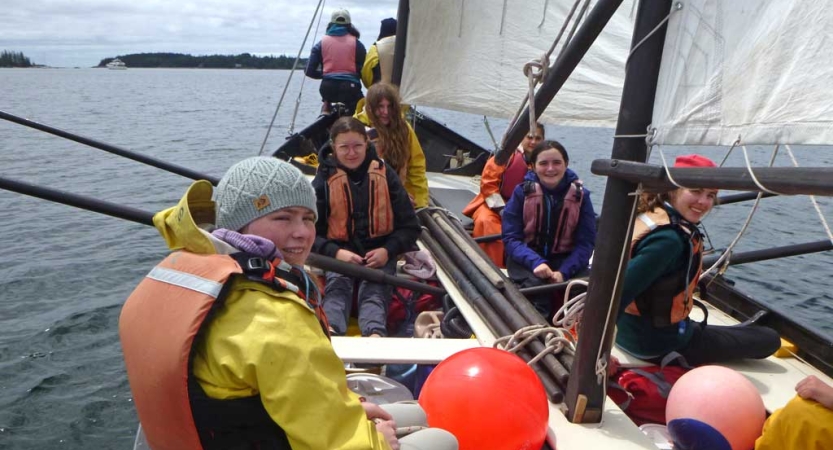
xmin=1 ymin=0 xmax=400 ymax=67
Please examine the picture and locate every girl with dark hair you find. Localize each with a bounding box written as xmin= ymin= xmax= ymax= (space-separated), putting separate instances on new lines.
xmin=355 ymin=82 xmax=429 ymax=208
xmin=312 ymin=116 xmax=420 ymax=338
xmin=502 ymin=140 xmax=597 ymax=319
xmin=616 ymin=154 xmax=780 ymax=366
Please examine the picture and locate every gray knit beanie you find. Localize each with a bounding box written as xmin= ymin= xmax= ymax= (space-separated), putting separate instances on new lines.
xmin=215 ymin=157 xmax=317 ymax=231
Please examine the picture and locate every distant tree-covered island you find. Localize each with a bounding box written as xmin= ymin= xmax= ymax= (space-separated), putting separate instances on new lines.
xmin=1 ymin=50 xmax=34 ymax=67
xmin=97 ymin=52 xmax=306 ymax=69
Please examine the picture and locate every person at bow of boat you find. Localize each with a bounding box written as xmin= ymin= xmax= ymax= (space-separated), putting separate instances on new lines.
xmin=502 ymin=140 xmax=597 ymax=318
xmin=615 ymin=154 xmax=781 ymax=366
xmin=463 ymin=122 xmax=545 ymax=268
xmin=354 ymin=82 xmax=429 ymax=208
xmin=305 ymin=9 xmax=366 ymax=115
xmin=120 ymin=157 xmax=404 ymax=449
xmin=755 ymin=374 xmax=833 ymax=449
xmin=361 ymin=17 xmax=397 ymax=88
xmin=313 ymin=116 xmax=421 ymax=337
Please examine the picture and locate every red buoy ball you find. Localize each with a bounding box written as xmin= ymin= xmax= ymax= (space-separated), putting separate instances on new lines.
xmin=418 ymin=347 xmax=549 ymax=450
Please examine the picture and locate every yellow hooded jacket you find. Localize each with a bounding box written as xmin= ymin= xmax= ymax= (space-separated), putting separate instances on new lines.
xmin=355 ymin=107 xmax=429 ymax=208
xmin=151 ymin=180 xmax=391 ymax=450
xmin=755 ymin=395 xmax=833 ymax=450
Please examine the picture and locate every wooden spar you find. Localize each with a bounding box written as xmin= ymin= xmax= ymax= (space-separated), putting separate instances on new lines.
xmin=718 ymin=191 xmax=777 ymax=205
xmin=419 ymin=210 xmax=571 ymax=394
xmin=0 ymin=175 xmax=156 ymax=226
xmin=430 ymin=211 xmax=504 ymax=288
xmin=565 ymin=0 xmax=673 ymax=424
xmin=427 ymin=205 xmax=575 ymax=373
xmin=390 ymin=0 xmax=410 ymax=87
xmin=704 ymin=240 xmax=833 ymax=267
xmin=305 ymin=254 xmax=446 ymax=296
xmin=497 ymin=0 xmax=624 ymax=165
xmin=420 ymin=230 xmax=567 ymax=402
xmin=0 ymin=110 xmax=219 ymax=184
xmin=591 ymin=159 xmax=833 ymax=196
xmin=0 ymin=176 xmax=450 ymax=295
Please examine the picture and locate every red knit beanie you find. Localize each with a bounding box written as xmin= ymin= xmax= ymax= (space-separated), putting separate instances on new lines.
xmin=674 ymin=154 xmax=716 ymax=168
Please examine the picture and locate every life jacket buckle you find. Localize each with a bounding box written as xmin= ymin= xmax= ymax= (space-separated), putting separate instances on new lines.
xmin=237 ymin=256 xmax=276 ymax=282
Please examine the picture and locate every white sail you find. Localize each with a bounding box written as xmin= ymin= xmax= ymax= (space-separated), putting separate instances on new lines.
xmin=652 ymin=0 xmax=833 ymax=146
xmin=400 ymin=0 xmax=636 ymax=128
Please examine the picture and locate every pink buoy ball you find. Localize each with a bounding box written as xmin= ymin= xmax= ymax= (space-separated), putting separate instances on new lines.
xmin=418 ymin=347 xmax=549 ymax=450
xmin=666 ymin=365 xmax=766 ymax=450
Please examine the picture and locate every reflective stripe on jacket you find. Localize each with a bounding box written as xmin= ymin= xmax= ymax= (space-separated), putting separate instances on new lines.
xmin=322 ymin=34 xmax=358 ymax=77
xmin=326 ymin=159 xmax=394 ymax=241
xmin=625 ymin=208 xmax=702 ymax=327
xmin=521 ymin=180 xmax=584 ymax=255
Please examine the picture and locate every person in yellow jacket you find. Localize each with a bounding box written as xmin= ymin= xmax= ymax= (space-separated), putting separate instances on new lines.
xmin=120 ymin=157 xmax=457 ymax=450
xmin=755 ymin=375 xmax=833 ymax=450
xmin=361 ymin=18 xmax=397 ymax=88
xmin=461 ymin=123 xmax=544 ymax=267
xmin=355 ymin=82 xmax=429 ymax=208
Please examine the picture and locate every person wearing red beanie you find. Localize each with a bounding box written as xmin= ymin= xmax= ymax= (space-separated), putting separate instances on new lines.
xmin=615 ymin=154 xmax=780 ymax=366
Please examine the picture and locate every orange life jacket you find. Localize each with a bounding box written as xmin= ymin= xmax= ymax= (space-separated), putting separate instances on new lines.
xmin=120 ymin=251 xmax=326 ymax=450
xmin=326 ymin=160 xmax=394 ymax=241
xmin=522 ymin=180 xmax=584 ymax=255
xmin=624 ymin=208 xmax=702 ymax=327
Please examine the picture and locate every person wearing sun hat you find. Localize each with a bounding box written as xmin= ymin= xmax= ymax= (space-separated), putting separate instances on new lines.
xmin=121 ymin=157 xmax=417 ymax=449
xmin=305 ymin=8 xmax=367 ymax=114
xmin=615 ymin=154 xmax=780 ymax=366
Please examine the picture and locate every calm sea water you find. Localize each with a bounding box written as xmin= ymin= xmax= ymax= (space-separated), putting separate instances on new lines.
xmin=1 ymin=68 xmax=831 ymax=449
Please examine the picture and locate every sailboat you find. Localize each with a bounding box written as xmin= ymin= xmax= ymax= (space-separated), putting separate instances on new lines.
xmin=272 ymin=0 xmax=833 ymax=448
xmin=1 ymin=0 xmax=832 ymax=449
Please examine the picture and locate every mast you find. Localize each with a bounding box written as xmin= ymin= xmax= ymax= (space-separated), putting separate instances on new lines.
xmin=564 ymin=0 xmax=674 ymax=423
xmin=390 ymin=0 xmax=409 ymax=87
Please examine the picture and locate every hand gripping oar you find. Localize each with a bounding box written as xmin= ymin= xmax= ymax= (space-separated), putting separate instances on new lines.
xmin=0 ymin=110 xmax=220 ymax=185
xmin=0 ymin=175 xmax=443 ymax=296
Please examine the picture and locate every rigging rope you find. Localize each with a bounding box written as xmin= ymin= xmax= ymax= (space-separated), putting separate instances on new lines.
xmin=288 ymin=0 xmax=327 ymax=135
xmin=785 ymin=145 xmax=833 ymax=244
xmin=592 ymin=183 xmax=642 ymax=386
xmin=501 ymin=0 xmax=587 ymax=149
xmin=494 ymin=324 xmax=575 ymax=365
xmin=258 ymin=0 xmax=326 ymax=156
xmin=625 ymin=2 xmax=682 ymax=69
xmin=700 ymin=146 xmax=778 ymax=280
xmin=482 ymin=116 xmax=500 ymax=153
xmin=741 ymin=145 xmax=789 ymax=195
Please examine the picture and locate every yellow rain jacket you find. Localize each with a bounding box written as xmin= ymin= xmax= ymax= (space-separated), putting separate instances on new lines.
xmin=355 ymin=108 xmax=429 ymax=208
xmin=755 ymin=395 xmax=833 ymax=450
xmin=149 ymin=180 xmax=391 ymax=450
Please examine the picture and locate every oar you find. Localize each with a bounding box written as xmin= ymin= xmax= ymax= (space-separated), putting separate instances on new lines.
xmin=0 ymin=110 xmax=220 ymax=185
xmin=704 ymin=240 xmax=833 ymax=267
xmin=0 ymin=175 xmax=444 ymax=296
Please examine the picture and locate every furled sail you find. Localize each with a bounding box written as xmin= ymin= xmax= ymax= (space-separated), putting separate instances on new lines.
xmin=400 ymin=0 xmax=635 ymax=128
xmin=652 ymin=1 xmax=833 ymax=146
